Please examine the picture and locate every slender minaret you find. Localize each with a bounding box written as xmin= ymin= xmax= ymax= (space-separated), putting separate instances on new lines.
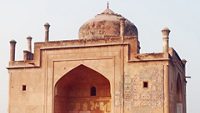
xmin=120 ymin=17 xmax=126 ymax=42
xmin=182 ymin=59 xmax=187 ymax=68
xmin=44 ymin=23 xmax=50 ymax=42
xmin=9 ymin=40 xmax=17 ymax=61
xmin=27 ymin=36 xmax=32 ymax=52
xmin=162 ymin=27 xmax=170 ymax=53
xmin=23 ymin=50 xmax=28 ymax=61
xmin=107 ymin=1 xmax=109 ymax=9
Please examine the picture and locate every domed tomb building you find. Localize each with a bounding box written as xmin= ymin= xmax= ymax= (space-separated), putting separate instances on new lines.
xmin=8 ymin=6 xmax=187 ymax=113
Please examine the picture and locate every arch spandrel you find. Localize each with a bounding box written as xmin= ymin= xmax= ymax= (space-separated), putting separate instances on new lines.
xmin=53 ymin=58 xmax=115 ymax=87
xmin=54 ymin=64 xmax=111 ymax=89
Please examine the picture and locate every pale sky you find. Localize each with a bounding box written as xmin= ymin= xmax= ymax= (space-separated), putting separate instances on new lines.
xmin=0 ymin=0 xmax=199 ymax=113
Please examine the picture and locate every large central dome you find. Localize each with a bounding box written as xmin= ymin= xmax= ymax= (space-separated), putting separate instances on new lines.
xmin=79 ymin=6 xmax=138 ymax=39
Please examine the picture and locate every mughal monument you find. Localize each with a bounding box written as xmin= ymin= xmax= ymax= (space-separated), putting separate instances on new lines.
xmin=8 ymin=5 xmax=187 ymax=113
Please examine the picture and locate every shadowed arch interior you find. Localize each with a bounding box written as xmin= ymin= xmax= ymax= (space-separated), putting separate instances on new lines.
xmin=176 ymin=74 xmax=183 ymax=113
xmin=54 ymin=64 xmax=111 ymax=113
xmin=176 ymin=74 xmax=183 ymax=102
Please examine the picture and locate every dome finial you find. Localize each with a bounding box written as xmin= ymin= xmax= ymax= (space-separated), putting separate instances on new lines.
xmin=107 ymin=1 xmax=109 ymax=9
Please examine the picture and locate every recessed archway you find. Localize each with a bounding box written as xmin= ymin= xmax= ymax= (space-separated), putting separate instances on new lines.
xmin=54 ymin=64 xmax=111 ymax=113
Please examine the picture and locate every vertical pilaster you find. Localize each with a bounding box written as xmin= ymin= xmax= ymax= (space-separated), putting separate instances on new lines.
xmin=164 ymin=65 xmax=170 ymax=113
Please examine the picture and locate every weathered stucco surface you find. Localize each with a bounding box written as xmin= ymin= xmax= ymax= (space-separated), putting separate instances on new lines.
xmin=8 ymin=7 xmax=187 ymax=113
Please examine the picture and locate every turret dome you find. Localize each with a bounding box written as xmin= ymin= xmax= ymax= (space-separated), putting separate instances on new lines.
xmin=79 ymin=7 xmax=138 ymax=39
